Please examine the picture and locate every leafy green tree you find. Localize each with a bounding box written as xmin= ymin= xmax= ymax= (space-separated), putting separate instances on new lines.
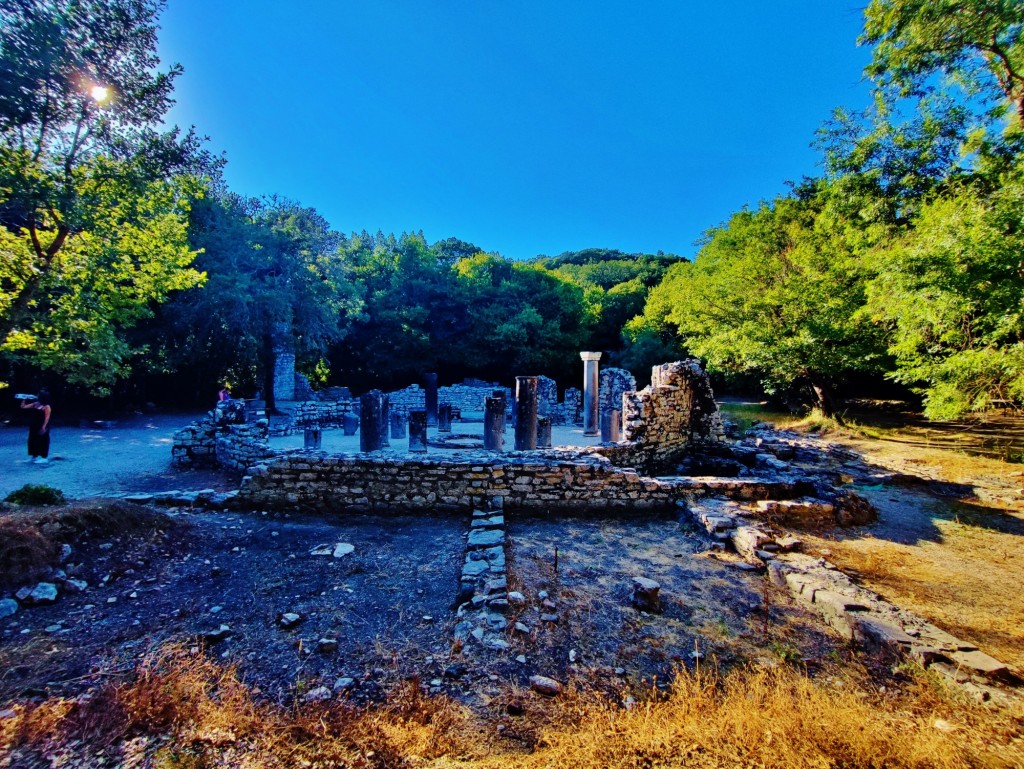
xmin=165 ymin=192 xmax=358 ymax=409
xmin=865 ymin=173 xmax=1024 ymax=418
xmin=642 ymin=185 xmax=888 ymax=415
xmin=0 ymin=0 xmax=207 ymax=392
xmin=863 ymin=0 xmax=1024 ymax=123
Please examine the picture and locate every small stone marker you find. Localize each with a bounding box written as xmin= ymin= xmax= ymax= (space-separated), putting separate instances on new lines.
xmin=632 ymin=577 xmax=661 ymax=613
xmin=529 ymin=675 xmax=564 ymax=696
xmin=408 ymin=410 xmax=428 ymax=453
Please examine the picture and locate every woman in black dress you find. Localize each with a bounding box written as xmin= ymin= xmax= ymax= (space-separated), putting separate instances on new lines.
xmin=21 ymin=389 xmax=51 ymax=464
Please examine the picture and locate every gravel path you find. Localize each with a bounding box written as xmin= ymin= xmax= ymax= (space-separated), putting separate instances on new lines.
xmin=0 ymin=412 xmax=231 ymax=500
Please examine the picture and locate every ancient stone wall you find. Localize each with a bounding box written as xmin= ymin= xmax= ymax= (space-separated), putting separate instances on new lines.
xmin=599 ymin=368 xmax=636 ymax=416
xmin=171 ymin=419 xmax=218 ymax=469
xmin=386 ymin=383 xmax=513 ymax=415
xmin=236 ymin=452 xmax=678 ymax=514
xmin=216 ymin=420 xmax=277 ymax=474
xmin=617 ymin=359 xmax=726 ymax=470
xmin=291 ymin=400 xmax=352 ymax=428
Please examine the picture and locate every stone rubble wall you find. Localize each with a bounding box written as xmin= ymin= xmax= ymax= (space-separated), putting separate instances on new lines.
xmin=171 ymin=419 xmax=219 ymax=469
xmin=385 ymin=383 xmax=514 ymax=415
xmin=599 ymin=368 xmax=636 ymax=417
xmin=291 ymin=400 xmax=353 ymax=428
xmin=216 ymin=420 xmax=277 ymax=474
xmin=615 ymin=359 xmax=727 ymax=470
xmin=236 ymin=451 xmax=679 ymax=514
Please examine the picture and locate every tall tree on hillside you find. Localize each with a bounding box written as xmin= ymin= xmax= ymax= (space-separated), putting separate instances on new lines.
xmin=0 ymin=0 xmax=208 ymax=392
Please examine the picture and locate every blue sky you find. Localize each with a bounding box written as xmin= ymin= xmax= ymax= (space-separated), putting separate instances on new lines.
xmin=157 ymin=1 xmax=873 ymax=260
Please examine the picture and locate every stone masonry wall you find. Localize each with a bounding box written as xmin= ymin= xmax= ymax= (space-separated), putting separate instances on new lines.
xmin=386 ymin=384 xmax=513 ymax=415
xmin=615 ymin=359 xmax=727 ymax=471
xmin=216 ymin=420 xmax=277 ymax=474
xmin=237 ymin=452 xmax=678 ymax=514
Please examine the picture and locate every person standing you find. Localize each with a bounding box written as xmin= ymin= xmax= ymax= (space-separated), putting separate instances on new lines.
xmin=21 ymin=389 xmax=51 ymax=464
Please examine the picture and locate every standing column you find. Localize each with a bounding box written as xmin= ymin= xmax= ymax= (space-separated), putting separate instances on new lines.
xmin=484 ymin=396 xmax=505 ymax=451
xmin=424 ymin=373 xmax=438 ymax=427
xmin=408 ymin=410 xmax=428 ymax=453
xmin=514 ymin=376 xmax=538 ymax=451
xmin=390 ymin=409 xmax=406 ymax=439
xmin=438 ymin=403 xmax=453 ymax=432
xmin=359 ymin=390 xmax=388 ymax=452
xmin=581 ymin=351 xmax=602 ymax=435
xmin=537 ymin=416 xmax=552 ymax=448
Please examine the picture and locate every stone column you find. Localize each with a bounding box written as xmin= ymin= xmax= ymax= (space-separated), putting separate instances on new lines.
xmin=389 ymin=410 xmax=407 ymax=439
xmin=484 ymin=396 xmax=505 ymax=451
xmin=514 ymin=376 xmax=538 ymax=451
xmin=408 ymin=410 xmax=427 ymax=453
xmin=272 ymin=322 xmax=296 ymax=401
xmin=359 ymin=390 xmax=388 ymax=452
xmin=424 ymin=372 xmax=438 ymax=427
xmin=581 ymin=351 xmax=602 ymax=435
xmin=342 ymin=410 xmax=359 ymax=436
xmin=537 ymin=416 xmax=552 ymax=448
xmin=600 ymin=409 xmax=621 ymax=443
xmin=438 ymin=403 xmax=453 ymax=433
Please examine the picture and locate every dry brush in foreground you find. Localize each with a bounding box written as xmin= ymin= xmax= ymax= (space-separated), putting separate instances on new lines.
xmin=1 ymin=645 xmax=1021 ymax=768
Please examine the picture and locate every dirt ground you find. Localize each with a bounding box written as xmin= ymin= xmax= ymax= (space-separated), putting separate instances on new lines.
xmin=1 ymin=404 xmax=1022 ymax=713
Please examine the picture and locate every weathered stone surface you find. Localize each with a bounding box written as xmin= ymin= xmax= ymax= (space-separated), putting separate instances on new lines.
xmin=0 ymin=599 xmax=17 ymax=619
xmin=468 ymin=529 xmax=504 ymax=548
xmin=278 ymin=612 xmax=302 ymax=628
xmin=529 ymin=675 xmax=564 ymax=696
xmin=20 ymin=582 xmax=58 ymax=606
xmin=632 ymin=577 xmax=661 ymax=613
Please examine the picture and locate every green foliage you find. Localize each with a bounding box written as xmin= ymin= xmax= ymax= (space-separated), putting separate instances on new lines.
xmin=5 ymin=484 xmax=66 ymax=506
xmin=866 ymin=174 xmax=1024 ymax=418
xmin=863 ymin=0 xmax=1024 ymax=123
xmin=164 ymin=191 xmax=359 ymax=405
xmin=639 ymin=184 xmax=888 ymax=413
xmin=0 ymin=0 xmax=208 ymax=393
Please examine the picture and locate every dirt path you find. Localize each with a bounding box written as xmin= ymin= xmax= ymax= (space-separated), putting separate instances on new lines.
xmin=0 ymin=413 xmax=231 ymax=500
xmin=798 ymin=431 xmax=1024 ymax=671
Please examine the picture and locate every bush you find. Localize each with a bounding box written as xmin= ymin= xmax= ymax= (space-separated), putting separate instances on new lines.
xmin=4 ymin=484 xmax=66 ymax=506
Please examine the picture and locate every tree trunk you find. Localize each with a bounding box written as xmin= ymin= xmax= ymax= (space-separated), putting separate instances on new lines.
xmin=809 ymin=378 xmax=843 ymax=423
xmin=262 ymin=331 xmax=278 ymax=415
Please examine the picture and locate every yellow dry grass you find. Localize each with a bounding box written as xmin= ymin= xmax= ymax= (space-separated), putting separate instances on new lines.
xmin=2 ymin=645 xmax=1021 ymax=768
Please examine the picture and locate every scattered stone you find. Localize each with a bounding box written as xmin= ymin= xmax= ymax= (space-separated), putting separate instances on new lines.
xmin=514 ymin=622 xmax=531 ymax=634
xmin=333 ymin=543 xmax=355 ymax=558
xmin=44 ymin=624 xmax=62 ymax=633
xmin=59 ymin=544 xmax=72 ymax=563
xmin=63 ymin=579 xmax=88 ymax=593
xmin=0 ymin=599 xmax=18 ymax=619
xmin=516 ymin=655 xmax=527 ymax=664
xmin=632 ymin=577 xmax=661 ymax=613
xmin=529 ymin=675 xmax=564 ymax=696
xmin=201 ymin=624 xmax=232 ymax=643
xmin=334 ymin=677 xmax=356 ymax=691
xmin=540 ymin=613 xmax=560 ymax=624
xmin=507 ymin=591 xmax=526 ymax=605
xmin=317 ymin=638 xmax=338 ymax=654
xmin=19 ymin=583 xmax=58 ymax=606
xmin=278 ymin=612 xmax=302 ymax=629
xmin=303 ymin=686 xmax=332 ymax=702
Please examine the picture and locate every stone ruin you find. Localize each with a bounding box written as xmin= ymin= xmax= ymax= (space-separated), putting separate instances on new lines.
xmin=161 ymin=356 xmax=1023 ymax=702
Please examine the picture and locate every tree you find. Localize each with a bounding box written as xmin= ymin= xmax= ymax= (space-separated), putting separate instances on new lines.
xmin=642 ymin=184 xmax=888 ymax=416
xmin=863 ymin=0 xmax=1024 ymax=123
xmin=166 ymin=191 xmax=358 ymax=409
xmin=0 ymin=0 xmax=207 ymax=392
xmin=865 ymin=173 xmax=1024 ymax=418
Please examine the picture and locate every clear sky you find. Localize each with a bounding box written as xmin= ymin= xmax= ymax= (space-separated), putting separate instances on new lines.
xmin=157 ymin=1 xmax=873 ymax=260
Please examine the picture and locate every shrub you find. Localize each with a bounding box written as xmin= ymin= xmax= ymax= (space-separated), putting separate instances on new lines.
xmin=4 ymin=484 xmax=66 ymax=506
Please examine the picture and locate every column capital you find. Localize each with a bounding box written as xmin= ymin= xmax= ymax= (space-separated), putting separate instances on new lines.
xmin=580 ymin=351 xmax=602 ymax=362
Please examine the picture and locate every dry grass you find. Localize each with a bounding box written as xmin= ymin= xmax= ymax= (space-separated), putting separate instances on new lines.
xmin=2 ymin=646 xmax=1021 ymax=768
xmin=0 ymin=499 xmax=172 ymax=590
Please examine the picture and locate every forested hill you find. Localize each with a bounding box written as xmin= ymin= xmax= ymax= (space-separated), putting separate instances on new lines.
xmin=531 ymin=249 xmax=684 ymax=289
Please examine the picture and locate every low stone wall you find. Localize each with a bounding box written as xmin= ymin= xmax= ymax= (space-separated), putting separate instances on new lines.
xmin=171 ymin=420 xmax=218 ymax=469
xmin=386 ymin=383 xmax=513 ymax=416
xmin=236 ymin=451 xmax=679 ymax=514
xmin=216 ymin=420 xmax=277 ymax=473
xmin=291 ymin=400 xmax=352 ymax=428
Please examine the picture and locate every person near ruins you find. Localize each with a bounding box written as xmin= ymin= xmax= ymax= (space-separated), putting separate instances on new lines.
xmin=218 ymin=384 xmax=232 ymax=403
xmin=21 ymin=389 xmax=52 ymax=464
